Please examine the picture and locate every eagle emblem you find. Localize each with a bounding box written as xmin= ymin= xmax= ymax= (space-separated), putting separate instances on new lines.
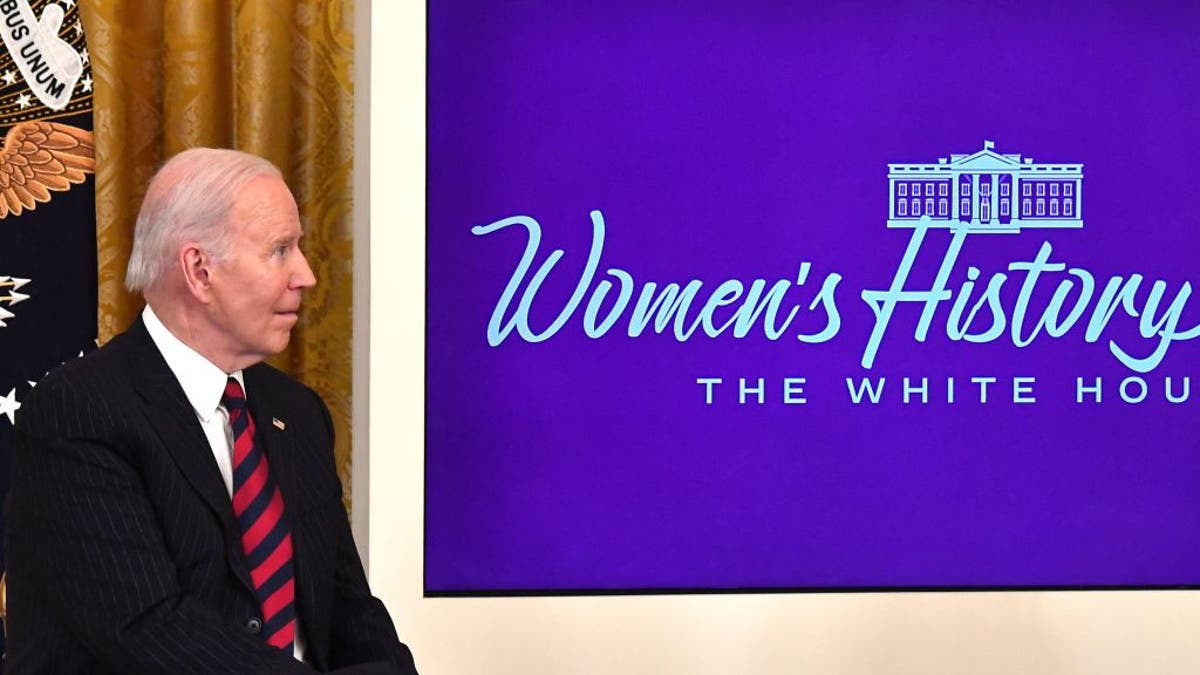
xmin=0 ymin=119 xmax=94 ymax=218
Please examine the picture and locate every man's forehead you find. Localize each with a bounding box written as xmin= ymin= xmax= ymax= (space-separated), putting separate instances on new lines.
xmin=233 ymin=176 xmax=296 ymax=209
xmin=229 ymin=177 xmax=301 ymax=233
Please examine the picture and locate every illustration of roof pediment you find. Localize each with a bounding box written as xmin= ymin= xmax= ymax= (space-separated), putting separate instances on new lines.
xmin=947 ymin=149 xmax=1023 ymax=170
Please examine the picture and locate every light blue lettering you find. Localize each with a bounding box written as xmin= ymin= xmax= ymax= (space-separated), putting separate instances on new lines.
xmin=846 ymin=377 xmax=886 ymax=404
xmin=730 ymin=278 xmax=799 ymax=339
xmin=798 ymin=273 xmax=842 ymax=343
xmin=1076 ymin=377 xmax=1102 ymax=403
xmin=1085 ymin=276 xmax=1142 ymax=342
xmin=1013 ymin=377 xmax=1036 ymax=404
xmin=861 ymin=219 xmax=966 ymax=368
xmin=1041 ymin=269 xmax=1095 ymax=337
xmin=783 ymin=378 xmax=807 ymax=404
xmin=1009 ymin=242 xmax=1063 ymax=347
xmin=903 ymin=377 xmax=928 ymax=404
xmin=1166 ymin=377 xmax=1190 ymax=403
xmin=1120 ymin=376 xmax=1147 ymax=403
xmin=699 ymin=280 xmax=745 ymax=336
xmin=971 ymin=376 xmax=996 ymax=403
xmin=472 ymin=212 xmax=605 ymax=345
xmin=697 ymin=377 xmax=722 ymax=404
xmin=583 ymin=269 xmax=634 ymax=337
xmin=628 ymin=281 xmax=704 ymax=338
xmin=947 ymin=267 xmax=1008 ymax=342
xmin=740 ymin=377 xmax=765 ymax=404
xmin=1108 ymin=281 xmax=1200 ymax=372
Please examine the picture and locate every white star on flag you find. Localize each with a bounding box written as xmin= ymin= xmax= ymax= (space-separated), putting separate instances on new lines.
xmin=80 ymin=47 xmax=89 ymax=64
xmin=1 ymin=70 xmax=15 ymax=85
xmin=15 ymin=93 xmax=31 ymax=108
xmin=0 ymin=387 xmax=21 ymax=425
xmin=0 ymin=276 xmax=30 ymax=323
xmin=2 ymin=290 xmax=29 ymax=305
xmin=80 ymin=75 xmax=92 ymax=92
xmin=72 ymin=20 xmax=83 ymax=38
xmin=62 ymin=0 xmax=77 ymax=7
xmin=0 ymin=276 xmax=31 ymax=291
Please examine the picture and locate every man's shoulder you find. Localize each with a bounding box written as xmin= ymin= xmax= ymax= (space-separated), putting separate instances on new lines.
xmin=35 ymin=328 xmax=141 ymax=396
xmin=244 ymin=361 xmax=325 ymax=408
xmin=17 ymin=328 xmax=146 ymax=436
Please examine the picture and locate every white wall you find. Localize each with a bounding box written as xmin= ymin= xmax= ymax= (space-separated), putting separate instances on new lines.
xmin=364 ymin=3 xmax=1200 ymax=673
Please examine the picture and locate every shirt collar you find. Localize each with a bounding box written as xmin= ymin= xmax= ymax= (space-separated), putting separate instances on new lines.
xmin=142 ymin=305 xmax=245 ymax=422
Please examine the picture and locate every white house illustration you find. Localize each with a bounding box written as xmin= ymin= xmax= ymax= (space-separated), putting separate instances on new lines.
xmin=886 ymin=140 xmax=1083 ymax=232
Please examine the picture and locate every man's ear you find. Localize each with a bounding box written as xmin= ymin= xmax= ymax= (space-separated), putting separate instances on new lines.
xmin=179 ymin=244 xmax=214 ymax=303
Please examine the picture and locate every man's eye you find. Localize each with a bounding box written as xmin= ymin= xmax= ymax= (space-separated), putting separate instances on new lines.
xmin=273 ymin=245 xmax=288 ymax=257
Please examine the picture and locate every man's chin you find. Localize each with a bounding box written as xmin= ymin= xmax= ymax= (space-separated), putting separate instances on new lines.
xmin=259 ymin=331 xmax=294 ymax=361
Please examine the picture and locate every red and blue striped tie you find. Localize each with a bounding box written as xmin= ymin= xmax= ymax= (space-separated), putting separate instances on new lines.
xmin=223 ymin=377 xmax=296 ymax=651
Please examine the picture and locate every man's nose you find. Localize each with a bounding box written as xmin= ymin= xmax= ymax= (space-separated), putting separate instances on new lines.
xmin=293 ymin=250 xmax=317 ymax=288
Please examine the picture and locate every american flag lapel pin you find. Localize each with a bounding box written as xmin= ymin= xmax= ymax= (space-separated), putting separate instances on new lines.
xmin=272 ymin=417 xmax=286 ymax=431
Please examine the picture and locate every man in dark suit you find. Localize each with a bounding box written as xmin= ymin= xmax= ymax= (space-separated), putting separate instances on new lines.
xmin=4 ymin=148 xmax=418 ymax=673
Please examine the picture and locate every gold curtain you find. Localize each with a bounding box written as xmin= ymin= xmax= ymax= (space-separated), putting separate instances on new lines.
xmin=80 ymin=1 xmax=358 ymax=505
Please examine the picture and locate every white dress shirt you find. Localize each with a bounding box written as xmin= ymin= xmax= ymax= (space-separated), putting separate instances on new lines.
xmin=142 ymin=305 xmax=306 ymax=661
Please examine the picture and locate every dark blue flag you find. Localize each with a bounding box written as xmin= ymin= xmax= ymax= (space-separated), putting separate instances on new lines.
xmin=0 ymin=0 xmax=97 ymax=664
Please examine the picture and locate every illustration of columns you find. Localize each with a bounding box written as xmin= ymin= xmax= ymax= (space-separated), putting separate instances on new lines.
xmin=972 ymin=173 xmax=980 ymax=223
xmin=951 ymin=172 xmax=959 ymax=219
xmin=990 ymin=174 xmax=999 ymax=223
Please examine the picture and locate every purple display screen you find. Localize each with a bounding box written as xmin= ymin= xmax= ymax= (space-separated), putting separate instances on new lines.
xmin=426 ymin=1 xmax=1200 ymax=594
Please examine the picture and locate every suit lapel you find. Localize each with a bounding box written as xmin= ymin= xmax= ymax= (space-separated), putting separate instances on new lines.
xmin=126 ymin=319 xmax=255 ymax=595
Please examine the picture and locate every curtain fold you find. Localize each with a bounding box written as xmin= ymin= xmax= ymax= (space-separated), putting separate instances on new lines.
xmin=81 ymin=0 xmax=358 ymax=506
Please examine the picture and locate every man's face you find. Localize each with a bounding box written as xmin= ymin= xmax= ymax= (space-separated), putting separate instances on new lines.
xmin=205 ymin=175 xmax=316 ymax=370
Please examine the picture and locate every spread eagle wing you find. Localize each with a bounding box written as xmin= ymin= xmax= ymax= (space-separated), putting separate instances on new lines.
xmin=0 ymin=120 xmax=95 ymax=219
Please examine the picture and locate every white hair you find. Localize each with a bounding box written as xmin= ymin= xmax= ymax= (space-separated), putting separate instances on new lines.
xmin=125 ymin=147 xmax=283 ymax=292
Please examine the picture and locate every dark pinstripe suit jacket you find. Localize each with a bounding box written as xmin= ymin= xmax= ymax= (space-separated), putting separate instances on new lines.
xmin=4 ymin=319 xmax=418 ymax=674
